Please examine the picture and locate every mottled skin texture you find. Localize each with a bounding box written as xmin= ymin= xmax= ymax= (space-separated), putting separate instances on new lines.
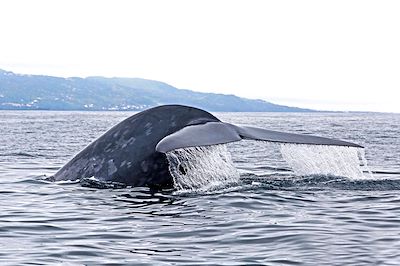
xmin=53 ymin=105 xmax=220 ymax=188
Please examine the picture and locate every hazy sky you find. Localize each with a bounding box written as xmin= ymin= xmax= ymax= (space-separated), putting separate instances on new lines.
xmin=1 ymin=0 xmax=399 ymax=112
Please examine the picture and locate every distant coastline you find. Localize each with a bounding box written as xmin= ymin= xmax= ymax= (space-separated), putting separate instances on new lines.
xmin=0 ymin=69 xmax=314 ymax=112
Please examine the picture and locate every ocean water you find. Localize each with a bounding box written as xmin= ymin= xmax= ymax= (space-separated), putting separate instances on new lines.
xmin=0 ymin=111 xmax=399 ymax=265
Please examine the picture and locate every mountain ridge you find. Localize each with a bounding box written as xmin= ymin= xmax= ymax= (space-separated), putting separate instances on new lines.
xmin=0 ymin=69 xmax=314 ymax=112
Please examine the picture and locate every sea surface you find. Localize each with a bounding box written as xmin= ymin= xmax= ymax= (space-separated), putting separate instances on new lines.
xmin=0 ymin=111 xmax=399 ymax=265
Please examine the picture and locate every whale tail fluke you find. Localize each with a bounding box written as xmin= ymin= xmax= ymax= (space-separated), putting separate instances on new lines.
xmin=156 ymin=122 xmax=362 ymax=153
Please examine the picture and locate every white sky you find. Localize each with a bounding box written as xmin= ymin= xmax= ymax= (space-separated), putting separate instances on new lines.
xmin=1 ymin=0 xmax=399 ymax=112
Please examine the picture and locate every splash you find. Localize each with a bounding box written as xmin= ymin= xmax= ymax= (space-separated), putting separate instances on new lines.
xmin=280 ymin=144 xmax=372 ymax=179
xmin=166 ymin=144 xmax=240 ymax=191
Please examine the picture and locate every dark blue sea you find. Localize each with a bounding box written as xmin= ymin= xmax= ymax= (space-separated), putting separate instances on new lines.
xmin=0 ymin=111 xmax=399 ymax=265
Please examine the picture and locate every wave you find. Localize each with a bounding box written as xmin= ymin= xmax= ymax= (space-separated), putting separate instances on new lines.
xmin=0 ymin=152 xmax=39 ymax=158
xmin=240 ymin=174 xmax=400 ymax=192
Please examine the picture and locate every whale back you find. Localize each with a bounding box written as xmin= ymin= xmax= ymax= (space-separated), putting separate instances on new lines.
xmin=53 ymin=105 xmax=220 ymax=188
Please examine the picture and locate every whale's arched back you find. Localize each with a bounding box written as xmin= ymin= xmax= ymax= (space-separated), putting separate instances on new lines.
xmin=53 ymin=105 xmax=220 ymax=187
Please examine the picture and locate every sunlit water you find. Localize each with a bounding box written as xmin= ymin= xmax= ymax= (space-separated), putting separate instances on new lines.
xmin=1 ymin=111 xmax=400 ymax=265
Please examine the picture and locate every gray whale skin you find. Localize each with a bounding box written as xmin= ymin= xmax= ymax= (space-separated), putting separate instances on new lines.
xmin=53 ymin=104 xmax=362 ymax=188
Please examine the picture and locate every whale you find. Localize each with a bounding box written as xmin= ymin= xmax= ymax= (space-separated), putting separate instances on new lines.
xmin=53 ymin=104 xmax=362 ymax=189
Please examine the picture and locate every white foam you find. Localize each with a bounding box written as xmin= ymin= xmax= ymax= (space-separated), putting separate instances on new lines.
xmin=166 ymin=144 xmax=240 ymax=191
xmin=54 ymin=179 xmax=81 ymax=184
xmin=280 ymin=143 xmax=372 ymax=179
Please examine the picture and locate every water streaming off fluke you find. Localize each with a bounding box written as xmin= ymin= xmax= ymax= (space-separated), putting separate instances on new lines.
xmin=166 ymin=144 xmax=240 ymax=191
xmin=280 ymin=143 xmax=372 ymax=179
xmin=167 ymin=142 xmax=373 ymax=191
